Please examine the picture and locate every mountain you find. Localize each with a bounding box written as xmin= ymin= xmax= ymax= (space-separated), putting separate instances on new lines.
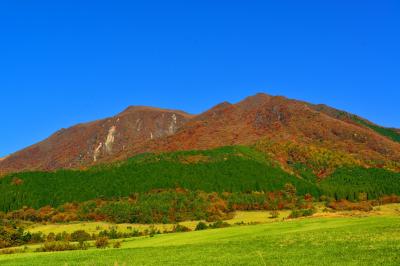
xmin=0 ymin=107 xmax=193 ymax=174
xmin=1 ymin=93 xmax=399 ymax=175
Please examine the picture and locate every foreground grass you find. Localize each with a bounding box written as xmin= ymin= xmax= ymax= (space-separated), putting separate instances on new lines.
xmin=1 ymin=214 xmax=399 ymax=265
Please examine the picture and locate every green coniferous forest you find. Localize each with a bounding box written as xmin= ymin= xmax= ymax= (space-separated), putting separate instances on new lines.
xmin=1 ymin=146 xmax=399 ymax=212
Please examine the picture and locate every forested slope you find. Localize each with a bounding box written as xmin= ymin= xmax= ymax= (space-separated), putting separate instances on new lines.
xmin=1 ymin=146 xmax=399 ymax=212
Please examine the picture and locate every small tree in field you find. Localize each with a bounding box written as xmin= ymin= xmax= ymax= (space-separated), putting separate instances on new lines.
xmin=71 ymin=230 xmax=91 ymax=242
xmin=95 ymin=237 xmax=109 ymax=249
xmin=195 ymin=222 xmax=208 ymax=231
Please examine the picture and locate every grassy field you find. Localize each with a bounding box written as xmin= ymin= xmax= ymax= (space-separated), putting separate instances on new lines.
xmin=1 ymin=205 xmax=399 ymax=265
xmin=26 ymin=210 xmax=292 ymax=235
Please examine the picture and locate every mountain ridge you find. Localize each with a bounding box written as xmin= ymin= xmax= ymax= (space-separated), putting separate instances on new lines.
xmin=1 ymin=93 xmax=399 ymax=175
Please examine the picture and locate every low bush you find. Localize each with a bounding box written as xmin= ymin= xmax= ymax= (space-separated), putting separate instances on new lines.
xmin=327 ymin=200 xmax=373 ymax=212
xmin=289 ymin=208 xmax=316 ymax=219
xmin=209 ymin=221 xmax=230 ymax=229
xmin=70 ymin=230 xmax=91 ymax=242
xmin=269 ymin=210 xmax=279 ymax=218
xmin=77 ymin=241 xmax=89 ymax=250
xmin=377 ymin=194 xmax=400 ymax=205
xmin=95 ymin=237 xmax=109 ymax=249
xmin=171 ymin=224 xmax=191 ymax=233
xmin=38 ymin=241 xmax=77 ymax=252
xmin=0 ymin=248 xmax=18 ymax=255
xmin=195 ymin=222 xmax=208 ymax=231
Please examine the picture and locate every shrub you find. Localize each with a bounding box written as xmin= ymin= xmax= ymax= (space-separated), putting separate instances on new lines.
xmin=46 ymin=232 xmax=56 ymax=242
xmin=39 ymin=241 xmax=76 ymax=252
xmin=71 ymin=230 xmax=91 ymax=242
xmin=195 ymin=222 xmax=208 ymax=231
xmin=289 ymin=208 xmax=316 ymax=219
xmin=0 ymin=248 xmax=18 ymax=255
xmin=30 ymin=232 xmax=45 ymax=243
xmin=327 ymin=200 xmax=373 ymax=212
xmin=113 ymin=241 xmax=121 ymax=248
xmin=269 ymin=210 xmax=279 ymax=218
xmin=77 ymin=241 xmax=89 ymax=250
xmin=209 ymin=221 xmax=230 ymax=229
xmin=11 ymin=177 xmax=23 ymax=186
xmin=55 ymin=232 xmax=70 ymax=242
xmin=171 ymin=224 xmax=191 ymax=233
xmin=378 ymin=195 xmax=400 ymax=205
xmin=95 ymin=237 xmax=109 ymax=249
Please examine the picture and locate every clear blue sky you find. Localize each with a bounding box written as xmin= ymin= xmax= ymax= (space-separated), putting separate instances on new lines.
xmin=1 ymin=1 xmax=399 ymax=157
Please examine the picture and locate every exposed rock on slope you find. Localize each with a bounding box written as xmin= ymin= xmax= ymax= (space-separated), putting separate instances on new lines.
xmin=0 ymin=107 xmax=192 ymax=173
xmin=1 ymin=93 xmax=399 ymax=174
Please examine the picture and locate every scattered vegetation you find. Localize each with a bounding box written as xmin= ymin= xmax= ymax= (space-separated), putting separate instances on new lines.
xmin=38 ymin=241 xmax=79 ymax=252
xmin=351 ymin=116 xmax=400 ymax=143
xmin=255 ymin=139 xmax=361 ymax=177
xmin=288 ymin=208 xmax=316 ymax=218
xmin=327 ymin=200 xmax=373 ymax=212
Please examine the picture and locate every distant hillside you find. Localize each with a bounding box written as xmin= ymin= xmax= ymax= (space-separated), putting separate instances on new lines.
xmin=309 ymin=103 xmax=400 ymax=144
xmin=1 ymin=93 xmax=399 ymax=175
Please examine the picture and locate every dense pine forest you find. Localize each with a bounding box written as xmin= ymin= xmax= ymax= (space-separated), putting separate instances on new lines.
xmin=320 ymin=167 xmax=400 ymax=200
xmin=1 ymin=146 xmax=399 ymax=214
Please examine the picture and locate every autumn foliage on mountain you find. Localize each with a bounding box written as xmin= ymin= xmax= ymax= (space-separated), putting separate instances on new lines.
xmin=1 ymin=93 xmax=399 ymax=175
xmin=0 ymin=93 xmax=400 ymax=231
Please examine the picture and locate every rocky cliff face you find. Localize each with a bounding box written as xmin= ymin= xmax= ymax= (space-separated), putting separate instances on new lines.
xmin=1 ymin=93 xmax=399 ymax=174
xmin=0 ymin=106 xmax=192 ymax=173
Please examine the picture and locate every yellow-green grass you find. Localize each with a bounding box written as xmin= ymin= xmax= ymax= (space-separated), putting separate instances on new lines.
xmin=1 ymin=205 xmax=399 ymax=265
xmin=1 ymin=215 xmax=400 ymax=265
xmin=27 ymin=210 xmax=292 ymax=235
xmin=26 ymin=204 xmax=399 ymax=236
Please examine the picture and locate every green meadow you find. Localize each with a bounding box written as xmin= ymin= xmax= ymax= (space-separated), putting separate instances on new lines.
xmin=1 ymin=206 xmax=399 ymax=266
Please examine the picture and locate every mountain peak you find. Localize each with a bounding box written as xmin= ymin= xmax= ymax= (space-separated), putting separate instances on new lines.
xmin=237 ymin=92 xmax=286 ymax=110
xmin=1 ymin=93 xmax=399 ymax=174
xmin=243 ymin=92 xmax=272 ymax=101
xmin=120 ymin=106 xmax=192 ymax=117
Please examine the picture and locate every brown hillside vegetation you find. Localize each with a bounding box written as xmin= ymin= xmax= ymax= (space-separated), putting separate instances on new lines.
xmin=1 ymin=93 xmax=399 ymax=174
xmin=0 ymin=107 xmax=193 ymax=173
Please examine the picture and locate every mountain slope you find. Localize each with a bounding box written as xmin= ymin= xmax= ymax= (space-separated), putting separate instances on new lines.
xmin=309 ymin=104 xmax=400 ymax=144
xmin=0 ymin=107 xmax=192 ymax=174
xmin=0 ymin=146 xmax=322 ymax=211
xmin=1 ymin=93 xmax=399 ymax=174
xmin=1 ymin=146 xmax=399 ymax=212
xmin=127 ymin=94 xmax=400 ymax=169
